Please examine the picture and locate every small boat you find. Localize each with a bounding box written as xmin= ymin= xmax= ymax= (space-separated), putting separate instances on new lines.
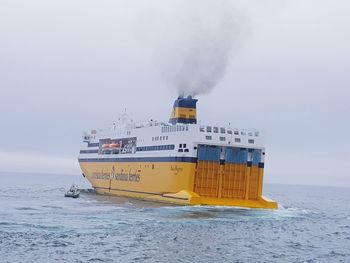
xmin=65 ymin=184 xmax=80 ymax=198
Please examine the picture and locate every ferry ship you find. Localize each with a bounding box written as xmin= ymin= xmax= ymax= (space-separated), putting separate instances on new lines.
xmin=78 ymin=96 xmax=277 ymax=209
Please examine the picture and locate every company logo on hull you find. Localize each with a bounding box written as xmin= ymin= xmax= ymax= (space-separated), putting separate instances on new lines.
xmin=91 ymin=166 xmax=141 ymax=182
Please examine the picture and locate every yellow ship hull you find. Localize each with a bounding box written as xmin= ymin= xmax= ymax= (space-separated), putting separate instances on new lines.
xmin=79 ymin=160 xmax=278 ymax=209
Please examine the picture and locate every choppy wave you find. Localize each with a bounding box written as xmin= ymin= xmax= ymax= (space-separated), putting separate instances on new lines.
xmin=0 ymin=173 xmax=349 ymax=263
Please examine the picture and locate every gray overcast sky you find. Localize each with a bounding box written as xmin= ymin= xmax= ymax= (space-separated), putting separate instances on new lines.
xmin=0 ymin=0 xmax=349 ymax=186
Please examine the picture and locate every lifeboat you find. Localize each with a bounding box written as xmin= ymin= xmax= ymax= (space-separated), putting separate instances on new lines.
xmin=109 ymin=143 xmax=120 ymax=149
xmin=102 ymin=144 xmax=110 ymax=149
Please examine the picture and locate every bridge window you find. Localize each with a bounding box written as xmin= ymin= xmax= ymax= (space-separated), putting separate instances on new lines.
xmin=220 ymin=127 xmax=225 ymax=134
xmin=234 ymin=138 xmax=241 ymax=143
xmin=206 ymin=136 xmax=212 ymax=140
xmin=227 ymin=130 xmax=232 ymax=135
xmin=234 ymin=131 xmax=239 ymax=135
xmin=213 ymin=127 xmax=219 ymax=133
xmin=248 ymin=139 xmax=254 ymax=144
xmin=200 ymin=126 xmax=205 ymax=132
xmin=206 ymin=126 xmax=212 ymax=132
xmin=219 ymin=137 xmax=226 ymax=141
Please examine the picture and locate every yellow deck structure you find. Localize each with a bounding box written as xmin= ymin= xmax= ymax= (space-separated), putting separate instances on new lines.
xmin=79 ymin=160 xmax=277 ymax=209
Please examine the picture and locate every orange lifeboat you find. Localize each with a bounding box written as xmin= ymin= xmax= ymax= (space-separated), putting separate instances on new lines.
xmin=109 ymin=143 xmax=120 ymax=149
xmin=102 ymin=144 xmax=110 ymax=149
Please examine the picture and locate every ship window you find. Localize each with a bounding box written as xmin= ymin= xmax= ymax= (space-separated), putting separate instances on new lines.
xmin=178 ymin=149 xmax=183 ymax=152
xmin=184 ymin=149 xmax=189 ymax=152
xmin=255 ymin=131 xmax=259 ymax=137
xmin=248 ymin=139 xmax=254 ymax=144
xmin=241 ymin=131 xmax=246 ymax=135
xmin=213 ymin=127 xmax=219 ymax=133
xmin=206 ymin=136 xmax=212 ymax=140
xmin=206 ymin=126 xmax=212 ymax=132
xmin=219 ymin=137 xmax=226 ymax=141
xmin=234 ymin=131 xmax=239 ymax=135
xmin=166 ymin=136 xmax=168 ymax=140
xmin=235 ymin=138 xmax=241 ymax=143
xmin=183 ymin=144 xmax=186 ymax=148
xmin=156 ymin=136 xmax=159 ymax=141
xmin=200 ymin=126 xmax=205 ymax=132
xmin=186 ymin=126 xmax=189 ymax=131
xmin=152 ymin=137 xmax=154 ymax=141
xmin=220 ymin=127 xmax=225 ymax=134
xmin=179 ymin=144 xmax=182 ymax=148
xmin=159 ymin=136 xmax=162 ymax=141
xmin=248 ymin=131 xmax=253 ymax=136
xmin=227 ymin=130 xmax=232 ymax=135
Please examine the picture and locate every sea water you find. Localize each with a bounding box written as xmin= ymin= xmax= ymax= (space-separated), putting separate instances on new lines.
xmin=0 ymin=172 xmax=349 ymax=262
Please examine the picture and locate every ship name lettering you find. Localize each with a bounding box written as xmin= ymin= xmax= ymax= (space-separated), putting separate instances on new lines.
xmin=170 ymin=166 xmax=183 ymax=175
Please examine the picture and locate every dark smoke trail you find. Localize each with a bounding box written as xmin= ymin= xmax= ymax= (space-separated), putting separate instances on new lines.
xmin=154 ymin=0 xmax=243 ymax=97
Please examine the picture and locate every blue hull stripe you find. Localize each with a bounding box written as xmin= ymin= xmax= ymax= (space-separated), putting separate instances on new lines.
xmin=87 ymin=143 xmax=99 ymax=148
xmin=80 ymin=150 xmax=99 ymax=154
xmin=78 ymin=156 xmax=197 ymax=163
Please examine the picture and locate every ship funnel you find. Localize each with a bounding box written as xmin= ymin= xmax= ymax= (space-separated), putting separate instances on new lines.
xmin=169 ymin=96 xmax=198 ymax=124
